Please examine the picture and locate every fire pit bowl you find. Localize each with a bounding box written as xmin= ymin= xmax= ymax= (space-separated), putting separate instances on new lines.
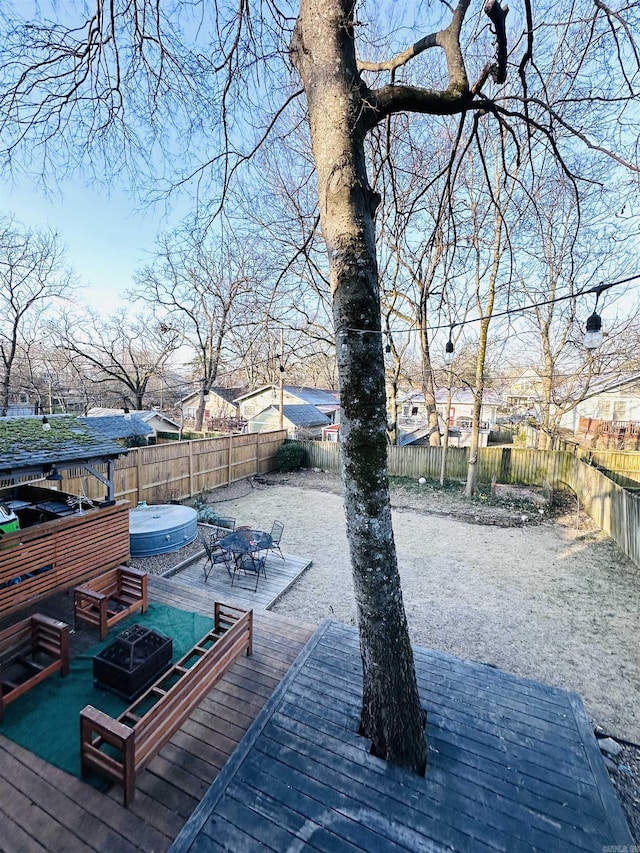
xmin=93 ymin=624 xmax=173 ymax=701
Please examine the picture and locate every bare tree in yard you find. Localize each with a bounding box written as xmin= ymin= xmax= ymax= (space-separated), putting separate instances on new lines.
xmin=0 ymin=216 xmax=75 ymax=416
xmin=373 ymin=133 xmax=452 ymax=447
xmin=513 ymin=169 xmax=636 ymax=448
xmin=59 ymin=309 xmax=180 ymax=411
xmin=135 ymin=227 xmax=266 ymax=430
xmin=2 ymin=0 xmax=638 ymax=775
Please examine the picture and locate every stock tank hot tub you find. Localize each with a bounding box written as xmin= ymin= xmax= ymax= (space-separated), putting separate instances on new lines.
xmin=129 ymin=504 xmax=198 ymax=557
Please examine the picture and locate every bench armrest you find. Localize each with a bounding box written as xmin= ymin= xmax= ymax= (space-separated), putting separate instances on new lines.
xmin=81 ymin=704 xmax=133 ymax=741
xmin=31 ymin=613 xmax=70 ymax=676
xmin=80 ymin=704 xmax=136 ymax=805
xmin=121 ymin=567 xmax=146 ymax=581
xmin=74 ymin=586 xmax=107 ymax=603
xmin=31 ymin=614 xmax=68 ymax=632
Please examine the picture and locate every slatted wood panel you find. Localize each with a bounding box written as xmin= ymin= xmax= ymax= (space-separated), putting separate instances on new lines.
xmin=0 ymin=502 xmax=131 ymax=619
xmin=164 ymin=551 xmax=313 ymax=611
xmin=172 ymin=621 xmax=634 ymax=853
xmin=0 ymin=580 xmax=314 ymax=852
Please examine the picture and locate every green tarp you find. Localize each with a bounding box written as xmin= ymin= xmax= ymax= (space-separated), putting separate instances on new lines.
xmin=1 ymin=603 xmax=212 ymax=779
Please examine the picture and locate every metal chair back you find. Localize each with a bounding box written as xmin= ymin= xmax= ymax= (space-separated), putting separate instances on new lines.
xmin=231 ymin=552 xmax=266 ymax=592
xmin=201 ymin=533 xmax=233 ymax=581
xmin=269 ymin=520 xmax=285 ymax=559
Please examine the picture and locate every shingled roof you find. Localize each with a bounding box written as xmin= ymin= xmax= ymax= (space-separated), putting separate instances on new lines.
xmin=0 ymin=415 xmax=126 ymax=477
xmin=280 ymin=404 xmax=331 ymax=427
xmin=80 ymin=414 xmax=153 ymax=440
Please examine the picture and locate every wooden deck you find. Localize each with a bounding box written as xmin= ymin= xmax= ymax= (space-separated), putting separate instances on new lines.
xmin=164 ymin=549 xmax=312 ymax=611
xmin=171 ymin=620 xmax=634 ymax=853
xmin=0 ymin=577 xmax=314 ymax=852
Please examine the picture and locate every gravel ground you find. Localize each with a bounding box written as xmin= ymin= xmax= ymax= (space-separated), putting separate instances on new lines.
xmin=131 ymin=469 xmax=640 ymax=842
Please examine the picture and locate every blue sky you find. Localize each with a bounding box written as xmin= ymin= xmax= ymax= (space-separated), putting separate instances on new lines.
xmin=2 ymin=177 xmax=181 ymax=314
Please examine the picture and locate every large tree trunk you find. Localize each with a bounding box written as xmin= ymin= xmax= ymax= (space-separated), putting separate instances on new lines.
xmin=195 ymin=394 xmax=207 ymax=431
xmin=292 ymin=0 xmax=426 ymax=774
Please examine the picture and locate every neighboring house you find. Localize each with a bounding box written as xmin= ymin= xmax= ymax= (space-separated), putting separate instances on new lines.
xmin=397 ymin=388 xmax=502 ymax=448
xmin=245 ymin=404 xmax=331 ymax=440
xmin=82 ymin=413 xmax=154 ymax=443
xmin=236 ymin=385 xmax=340 ymax=424
xmin=322 ymin=423 xmax=340 ymax=442
xmin=135 ymin=410 xmax=181 ymax=436
xmin=87 ymin=407 xmax=179 ymax=438
xmin=500 ymin=368 xmax=544 ymax=416
xmin=180 ymin=386 xmax=245 ymax=430
xmin=5 ymin=404 xmax=36 ymax=416
xmin=557 ymin=372 xmax=640 ymax=437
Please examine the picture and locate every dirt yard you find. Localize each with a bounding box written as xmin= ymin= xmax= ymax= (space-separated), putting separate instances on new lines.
xmin=204 ymin=469 xmax=640 ymax=748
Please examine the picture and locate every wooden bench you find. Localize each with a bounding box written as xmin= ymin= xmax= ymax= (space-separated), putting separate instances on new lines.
xmin=80 ymin=602 xmax=253 ymax=806
xmin=74 ymin=566 xmax=148 ymax=641
xmin=0 ymin=613 xmax=70 ymax=721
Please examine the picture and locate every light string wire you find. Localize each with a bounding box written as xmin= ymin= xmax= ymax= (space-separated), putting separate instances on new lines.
xmin=336 ymin=273 xmax=640 ymax=338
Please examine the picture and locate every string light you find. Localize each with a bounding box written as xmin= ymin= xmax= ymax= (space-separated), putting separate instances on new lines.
xmin=444 ymin=338 xmax=455 ymax=364
xmin=583 ymin=286 xmax=606 ymax=350
xmin=338 ymin=273 xmax=639 ymax=342
xmin=41 ymin=415 xmax=51 ymax=432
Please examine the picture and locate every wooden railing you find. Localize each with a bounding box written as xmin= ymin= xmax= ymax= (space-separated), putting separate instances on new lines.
xmin=0 ymin=502 xmax=131 ymax=619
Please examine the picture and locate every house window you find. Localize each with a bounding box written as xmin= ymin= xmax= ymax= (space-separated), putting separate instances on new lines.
xmin=411 ymin=406 xmax=419 ymax=416
xmin=596 ymin=400 xmax=611 ymax=419
xmin=613 ymin=401 xmax=626 ymax=421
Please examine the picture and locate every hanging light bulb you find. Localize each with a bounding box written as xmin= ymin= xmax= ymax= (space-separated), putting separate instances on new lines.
xmin=444 ymin=338 xmax=455 ymax=365
xmin=583 ymin=310 xmax=603 ymax=351
xmin=583 ymin=285 xmax=605 ymax=351
xmin=123 ymin=406 xmax=132 ymax=421
xmin=42 ymin=415 xmax=51 ymax=432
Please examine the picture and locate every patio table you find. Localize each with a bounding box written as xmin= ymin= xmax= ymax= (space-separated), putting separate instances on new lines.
xmin=218 ymin=528 xmax=272 ymax=557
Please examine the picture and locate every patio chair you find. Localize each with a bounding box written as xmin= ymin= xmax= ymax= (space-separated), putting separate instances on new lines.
xmin=213 ymin=516 xmax=236 ymax=537
xmin=201 ymin=533 xmax=233 ymax=581
xmin=231 ymin=552 xmax=267 ymax=592
xmin=269 ymin=520 xmax=285 ymax=560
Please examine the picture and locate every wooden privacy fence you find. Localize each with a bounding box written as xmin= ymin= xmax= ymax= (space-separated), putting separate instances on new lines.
xmin=533 ymin=429 xmax=640 ymax=485
xmin=300 ymin=441 xmax=575 ymax=488
xmin=300 ymin=440 xmax=640 ymax=568
xmin=60 ymin=430 xmax=287 ymax=506
xmin=561 ymin=455 xmax=640 ymax=568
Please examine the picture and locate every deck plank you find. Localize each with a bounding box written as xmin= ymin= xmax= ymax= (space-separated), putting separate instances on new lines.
xmin=163 ymin=550 xmax=312 ymax=611
xmin=0 ymin=576 xmax=314 ymax=852
xmin=171 ymin=621 xmax=634 ymax=853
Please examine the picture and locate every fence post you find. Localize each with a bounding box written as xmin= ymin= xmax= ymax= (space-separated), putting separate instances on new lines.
xmin=136 ymin=448 xmax=143 ymax=506
xmin=228 ymin=435 xmax=233 ymax=486
xmin=188 ymin=441 xmax=194 ymax=496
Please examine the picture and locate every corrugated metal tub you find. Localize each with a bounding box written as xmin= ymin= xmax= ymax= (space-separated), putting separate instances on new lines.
xmin=129 ymin=504 xmax=198 ymax=557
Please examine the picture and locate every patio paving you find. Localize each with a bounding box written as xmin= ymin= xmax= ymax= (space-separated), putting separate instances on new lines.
xmin=170 ymin=620 xmax=634 ymax=852
xmin=163 ymin=550 xmax=312 ymax=611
